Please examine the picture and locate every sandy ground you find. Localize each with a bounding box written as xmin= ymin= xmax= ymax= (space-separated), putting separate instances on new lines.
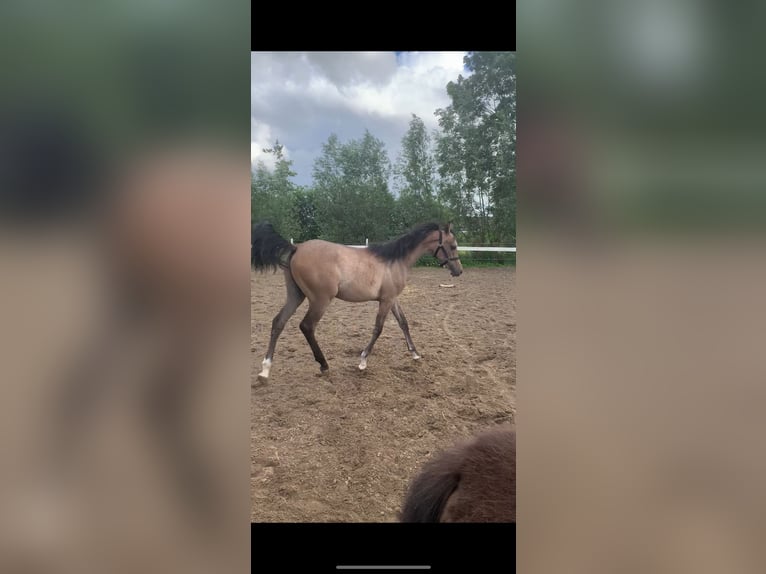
xmin=251 ymin=267 xmax=515 ymax=522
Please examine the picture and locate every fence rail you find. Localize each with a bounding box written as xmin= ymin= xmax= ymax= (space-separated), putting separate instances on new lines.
xmin=456 ymin=246 xmax=516 ymax=253
xmin=347 ymin=244 xmax=516 ymax=253
xmin=288 ymin=238 xmax=516 ymax=253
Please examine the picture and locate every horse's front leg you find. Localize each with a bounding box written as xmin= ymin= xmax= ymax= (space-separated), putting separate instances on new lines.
xmin=359 ymin=300 xmax=393 ymax=370
xmin=391 ymin=299 xmax=420 ymax=360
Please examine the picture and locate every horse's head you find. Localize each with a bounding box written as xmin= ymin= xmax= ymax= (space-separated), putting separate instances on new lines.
xmin=433 ymin=222 xmax=463 ymax=277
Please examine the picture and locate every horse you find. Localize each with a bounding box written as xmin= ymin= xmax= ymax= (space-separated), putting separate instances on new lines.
xmin=47 ymin=146 xmax=249 ymax=522
xmin=400 ymin=426 xmax=516 ymax=523
xmin=251 ymin=221 xmax=463 ymax=380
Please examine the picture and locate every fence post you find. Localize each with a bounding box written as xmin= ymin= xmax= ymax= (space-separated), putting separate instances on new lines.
xmin=366 ymin=238 xmax=368 ymax=246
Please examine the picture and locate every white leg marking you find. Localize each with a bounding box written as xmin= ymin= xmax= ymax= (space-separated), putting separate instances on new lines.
xmin=359 ymin=353 xmax=367 ymax=371
xmin=412 ymin=352 xmax=421 ymax=360
xmin=258 ymin=358 xmax=272 ymax=379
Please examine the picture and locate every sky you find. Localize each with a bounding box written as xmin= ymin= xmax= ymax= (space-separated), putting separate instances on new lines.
xmin=251 ymin=52 xmax=469 ymax=187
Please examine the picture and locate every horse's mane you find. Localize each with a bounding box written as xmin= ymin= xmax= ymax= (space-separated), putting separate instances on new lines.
xmin=367 ymin=223 xmax=441 ymax=262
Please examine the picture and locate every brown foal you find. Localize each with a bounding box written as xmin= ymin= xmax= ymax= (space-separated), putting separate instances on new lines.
xmin=251 ymin=222 xmax=463 ymax=380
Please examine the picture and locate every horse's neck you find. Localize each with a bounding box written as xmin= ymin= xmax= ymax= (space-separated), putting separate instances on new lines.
xmin=403 ymin=241 xmax=434 ymax=269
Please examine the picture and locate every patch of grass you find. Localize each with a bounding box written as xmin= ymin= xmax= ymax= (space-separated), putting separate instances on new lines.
xmin=415 ymin=250 xmax=515 ymax=268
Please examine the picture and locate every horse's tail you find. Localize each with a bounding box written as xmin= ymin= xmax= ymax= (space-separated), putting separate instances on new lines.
xmin=251 ymin=221 xmax=297 ymax=272
xmin=400 ymin=452 xmax=461 ymax=522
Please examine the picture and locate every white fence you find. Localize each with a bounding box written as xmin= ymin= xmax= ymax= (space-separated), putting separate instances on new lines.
xmin=455 ymin=246 xmax=516 ymax=253
xmin=349 ymin=245 xmax=517 ymax=253
xmin=290 ymin=237 xmax=516 ymax=253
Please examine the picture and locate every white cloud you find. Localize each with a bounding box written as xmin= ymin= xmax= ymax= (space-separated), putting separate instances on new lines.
xmin=344 ymin=51 xmax=467 ymax=126
xmin=250 ymin=118 xmax=290 ymax=170
xmin=251 ymin=51 xmax=470 ymax=185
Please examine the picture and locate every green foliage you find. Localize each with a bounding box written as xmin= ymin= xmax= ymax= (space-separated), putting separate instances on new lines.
xmin=435 ymin=52 xmax=516 ymax=245
xmin=414 ymin=250 xmax=515 ymax=268
xmin=251 ymin=141 xmax=301 ymax=240
xmin=252 ymin=52 xmax=516 ymax=251
xmin=394 ymin=115 xmax=436 ymax=200
xmin=391 ymin=115 xmax=447 ymax=230
xmin=312 ymin=130 xmax=396 ymax=243
xmin=291 ymin=188 xmax=320 ymax=242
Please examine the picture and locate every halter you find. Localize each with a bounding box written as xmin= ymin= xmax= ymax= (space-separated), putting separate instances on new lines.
xmin=433 ymin=230 xmax=460 ymax=267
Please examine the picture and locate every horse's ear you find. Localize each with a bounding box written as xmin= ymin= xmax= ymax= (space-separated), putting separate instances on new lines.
xmin=445 ymin=221 xmax=453 ymax=235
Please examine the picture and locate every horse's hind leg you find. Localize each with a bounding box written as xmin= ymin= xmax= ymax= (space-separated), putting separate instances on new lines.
xmin=258 ymin=274 xmax=305 ymax=381
xmin=299 ymin=298 xmax=332 ymax=374
xmin=391 ymin=299 xmax=420 ymax=360
xmin=359 ymin=300 xmax=394 ymax=370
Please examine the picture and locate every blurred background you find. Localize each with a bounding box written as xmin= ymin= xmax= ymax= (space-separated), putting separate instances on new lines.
xmin=0 ymin=2 xmax=250 ymax=573
xmin=519 ymin=1 xmax=766 ymax=572
xmin=3 ymin=0 xmax=766 ymax=571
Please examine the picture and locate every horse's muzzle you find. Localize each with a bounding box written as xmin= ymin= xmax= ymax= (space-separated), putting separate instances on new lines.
xmin=451 ymin=268 xmax=462 ymax=277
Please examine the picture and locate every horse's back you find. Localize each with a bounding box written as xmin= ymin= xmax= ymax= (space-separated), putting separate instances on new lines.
xmin=291 ymin=239 xmax=354 ymax=267
xmin=294 ymin=239 xmax=369 ymax=260
xmin=291 ymin=240 xmax=385 ymax=302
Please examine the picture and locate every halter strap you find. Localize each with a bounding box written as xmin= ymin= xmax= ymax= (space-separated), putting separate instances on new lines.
xmin=433 ymin=229 xmax=460 ymax=267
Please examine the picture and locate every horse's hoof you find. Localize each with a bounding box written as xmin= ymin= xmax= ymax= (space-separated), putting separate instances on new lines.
xmin=358 ymin=361 xmax=367 ymax=371
xmin=412 ymin=353 xmax=421 ymax=360
xmin=258 ymin=359 xmax=272 ymax=380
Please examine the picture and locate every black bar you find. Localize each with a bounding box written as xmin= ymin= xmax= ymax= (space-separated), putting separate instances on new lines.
xmin=251 ymin=523 xmax=515 ymax=573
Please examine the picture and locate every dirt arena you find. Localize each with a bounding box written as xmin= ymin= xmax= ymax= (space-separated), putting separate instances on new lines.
xmin=251 ymin=266 xmax=515 ymax=522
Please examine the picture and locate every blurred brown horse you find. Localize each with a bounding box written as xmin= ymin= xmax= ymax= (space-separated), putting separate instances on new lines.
xmin=401 ymin=426 xmax=516 ymax=523
xmin=52 ymin=146 xmax=249 ymax=521
xmin=252 ymin=221 xmax=463 ymax=380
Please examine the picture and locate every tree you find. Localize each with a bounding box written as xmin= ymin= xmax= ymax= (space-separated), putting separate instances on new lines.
xmin=393 ymin=115 xmax=445 ymax=230
xmin=251 ymin=140 xmax=299 ymax=239
xmin=291 ymin=188 xmax=320 ymax=242
xmin=313 ymin=130 xmax=395 ymax=243
xmin=395 ymin=115 xmax=436 ymax=200
xmin=435 ymin=52 xmax=516 ymax=245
